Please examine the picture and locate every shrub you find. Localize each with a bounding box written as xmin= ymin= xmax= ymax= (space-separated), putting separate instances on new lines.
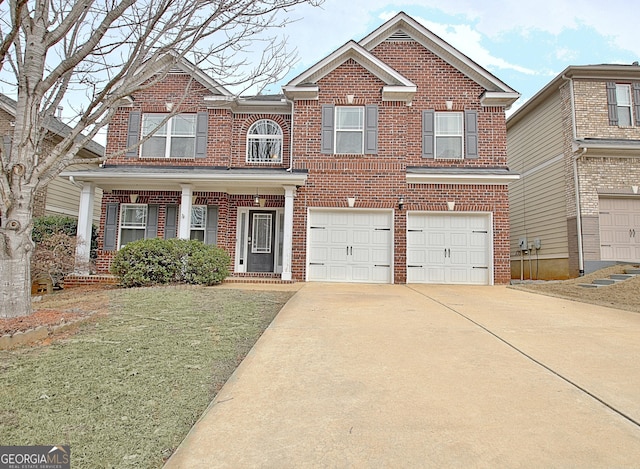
xmin=111 ymin=238 xmax=230 ymax=288
xmin=32 ymin=215 xmax=98 ymax=259
xmin=31 ymin=231 xmax=77 ymax=287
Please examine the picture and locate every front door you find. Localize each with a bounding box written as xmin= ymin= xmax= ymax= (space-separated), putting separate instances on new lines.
xmin=247 ymin=210 xmax=276 ymax=272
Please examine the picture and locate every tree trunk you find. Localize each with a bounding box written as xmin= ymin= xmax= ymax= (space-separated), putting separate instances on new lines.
xmin=0 ymin=204 xmax=34 ymax=318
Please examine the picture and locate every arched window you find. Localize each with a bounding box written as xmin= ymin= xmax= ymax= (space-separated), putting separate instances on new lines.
xmin=246 ymin=119 xmax=283 ymax=163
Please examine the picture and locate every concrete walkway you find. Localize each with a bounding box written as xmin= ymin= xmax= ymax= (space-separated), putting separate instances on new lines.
xmin=164 ymin=283 xmax=640 ymax=468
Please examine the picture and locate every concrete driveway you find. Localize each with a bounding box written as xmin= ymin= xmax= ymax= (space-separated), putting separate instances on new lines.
xmin=164 ymin=283 xmax=640 ymax=468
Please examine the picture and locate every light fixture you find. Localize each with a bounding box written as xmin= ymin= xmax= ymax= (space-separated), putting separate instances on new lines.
xmin=129 ymin=194 xmax=139 ymax=203
xmin=398 ymin=196 xmax=405 ymax=210
xmin=447 ymin=201 xmax=455 ymax=211
xmin=446 ymin=100 xmax=453 ymax=111
xmin=347 ymin=197 xmax=356 ymax=208
xmin=254 ymin=193 xmax=260 ymax=206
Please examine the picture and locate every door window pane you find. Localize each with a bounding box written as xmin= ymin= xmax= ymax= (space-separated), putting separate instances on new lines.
xmin=252 ymin=213 xmax=272 ymax=254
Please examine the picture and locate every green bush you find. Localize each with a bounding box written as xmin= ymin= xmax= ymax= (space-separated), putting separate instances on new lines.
xmin=111 ymin=238 xmax=230 ymax=287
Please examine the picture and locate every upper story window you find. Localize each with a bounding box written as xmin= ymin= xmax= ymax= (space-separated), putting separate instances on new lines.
xmin=335 ymin=107 xmax=364 ymax=154
xmin=435 ymin=112 xmax=464 ymax=159
xmin=141 ymin=114 xmax=197 ymax=158
xmin=615 ymin=84 xmax=633 ymax=126
xmin=606 ymin=82 xmax=640 ymax=127
xmin=422 ymin=110 xmax=478 ymax=160
xmin=321 ymin=104 xmax=378 ymax=155
xmin=247 ymin=119 xmax=283 ymax=163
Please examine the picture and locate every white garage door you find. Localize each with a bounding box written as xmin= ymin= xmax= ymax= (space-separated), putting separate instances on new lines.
xmin=407 ymin=213 xmax=492 ymax=285
xmin=307 ymin=210 xmax=393 ymax=283
xmin=599 ymin=198 xmax=640 ymax=262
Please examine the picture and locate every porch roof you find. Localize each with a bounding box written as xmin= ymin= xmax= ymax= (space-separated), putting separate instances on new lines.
xmin=406 ymin=167 xmax=520 ymax=185
xmin=61 ymin=166 xmax=308 ymax=193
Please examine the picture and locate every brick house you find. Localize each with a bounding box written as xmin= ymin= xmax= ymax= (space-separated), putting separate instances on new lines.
xmin=508 ymin=64 xmax=640 ymax=280
xmin=0 ymin=94 xmax=104 ymax=222
xmin=64 ymin=12 xmax=520 ymax=284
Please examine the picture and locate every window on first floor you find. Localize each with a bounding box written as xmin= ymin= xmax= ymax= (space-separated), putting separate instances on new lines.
xmin=190 ymin=205 xmax=207 ymax=241
xmin=104 ymin=203 xmax=218 ymax=251
xmin=119 ymin=204 xmax=148 ymax=247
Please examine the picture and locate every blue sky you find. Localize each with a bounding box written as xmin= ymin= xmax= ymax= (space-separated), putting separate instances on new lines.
xmin=263 ymin=0 xmax=640 ymax=114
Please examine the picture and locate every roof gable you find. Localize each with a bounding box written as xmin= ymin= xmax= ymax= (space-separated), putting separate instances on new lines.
xmin=284 ymin=12 xmax=519 ymax=107
xmin=283 ymin=40 xmax=416 ymax=102
xmin=360 ymin=12 xmax=519 ymax=104
xmin=168 ymin=56 xmax=233 ymax=97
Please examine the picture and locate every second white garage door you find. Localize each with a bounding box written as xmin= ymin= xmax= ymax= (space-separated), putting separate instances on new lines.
xmin=407 ymin=212 xmax=492 ymax=285
xmin=307 ymin=210 xmax=393 ymax=283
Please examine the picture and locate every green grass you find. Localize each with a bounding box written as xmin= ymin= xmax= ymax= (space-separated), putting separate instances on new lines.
xmin=0 ymin=286 xmax=293 ymax=468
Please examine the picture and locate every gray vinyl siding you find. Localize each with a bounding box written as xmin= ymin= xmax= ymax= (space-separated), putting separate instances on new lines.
xmin=44 ymin=172 xmax=103 ymax=222
xmin=507 ymin=92 xmax=568 ymax=259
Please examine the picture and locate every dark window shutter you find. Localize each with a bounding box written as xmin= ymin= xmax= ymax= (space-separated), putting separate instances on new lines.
xmin=205 ymin=206 xmax=218 ymax=245
xmin=104 ymin=203 xmax=119 ymax=251
xmin=126 ymin=111 xmax=141 ymax=158
xmin=422 ymin=110 xmax=435 ymax=159
xmin=3 ymin=135 xmax=11 ymax=158
xmin=465 ymin=110 xmax=479 ymax=159
xmin=195 ymin=112 xmax=208 ymax=158
xmin=145 ymin=204 xmax=159 ymax=239
xmin=365 ymin=105 xmax=378 ymax=154
xmin=633 ymin=83 xmax=640 ymax=125
xmin=606 ymin=82 xmax=618 ymax=126
xmin=321 ymin=105 xmax=335 ymax=154
xmin=164 ymin=205 xmax=178 ymax=239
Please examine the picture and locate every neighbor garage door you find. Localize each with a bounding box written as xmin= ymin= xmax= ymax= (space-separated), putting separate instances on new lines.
xmin=307 ymin=210 xmax=393 ymax=283
xmin=407 ymin=212 xmax=492 ymax=285
xmin=599 ymin=197 xmax=640 ymax=262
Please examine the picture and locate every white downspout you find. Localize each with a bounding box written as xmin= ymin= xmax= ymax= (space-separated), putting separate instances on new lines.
xmin=284 ymin=97 xmax=295 ymax=171
xmin=563 ymin=73 xmax=585 ymax=276
xmin=573 ymin=148 xmax=587 ymax=276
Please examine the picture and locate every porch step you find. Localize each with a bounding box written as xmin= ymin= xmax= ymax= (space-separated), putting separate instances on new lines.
xmin=578 ymin=270 xmax=637 ymax=288
xmin=224 ymin=277 xmax=295 ymax=284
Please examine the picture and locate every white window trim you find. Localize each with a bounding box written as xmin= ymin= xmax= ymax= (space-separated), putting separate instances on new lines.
xmin=190 ymin=205 xmax=207 ymax=241
xmin=246 ymin=119 xmax=283 ymax=163
xmin=434 ymin=111 xmax=464 ymax=160
xmin=334 ymin=106 xmax=365 ymax=155
xmin=141 ymin=114 xmax=197 ymax=159
xmin=119 ymin=203 xmax=147 ymax=249
xmin=615 ymin=84 xmax=634 ymax=127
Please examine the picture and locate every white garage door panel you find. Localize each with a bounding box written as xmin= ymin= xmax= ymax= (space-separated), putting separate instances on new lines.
xmin=308 ymin=210 xmax=393 ymax=283
xmin=407 ymin=213 xmax=491 ymax=285
xmin=599 ymin=198 xmax=640 ymax=262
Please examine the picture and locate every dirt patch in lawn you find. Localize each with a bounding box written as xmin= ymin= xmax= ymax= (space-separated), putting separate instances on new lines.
xmin=1 ymin=286 xmax=113 ymax=337
xmin=510 ymin=264 xmax=640 ymax=313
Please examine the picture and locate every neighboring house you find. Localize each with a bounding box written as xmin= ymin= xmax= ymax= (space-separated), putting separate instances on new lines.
xmin=64 ymin=12 xmax=520 ymax=284
xmin=507 ymin=64 xmax=640 ymax=280
xmin=0 ymin=94 xmax=104 ymax=222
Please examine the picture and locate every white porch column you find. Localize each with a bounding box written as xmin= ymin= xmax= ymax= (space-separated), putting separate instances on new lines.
xmin=178 ymin=184 xmax=193 ymax=239
xmin=281 ymin=185 xmax=296 ymax=281
xmin=74 ymin=182 xmax=95 ymax=274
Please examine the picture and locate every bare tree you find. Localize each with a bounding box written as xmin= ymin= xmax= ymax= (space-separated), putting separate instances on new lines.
xmin=0 ymin=0 xmax=321 ymax=318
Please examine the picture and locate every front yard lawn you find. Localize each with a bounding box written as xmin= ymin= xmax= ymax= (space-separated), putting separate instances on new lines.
xmin=0 ymin=286 xmax=293 ymax=468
